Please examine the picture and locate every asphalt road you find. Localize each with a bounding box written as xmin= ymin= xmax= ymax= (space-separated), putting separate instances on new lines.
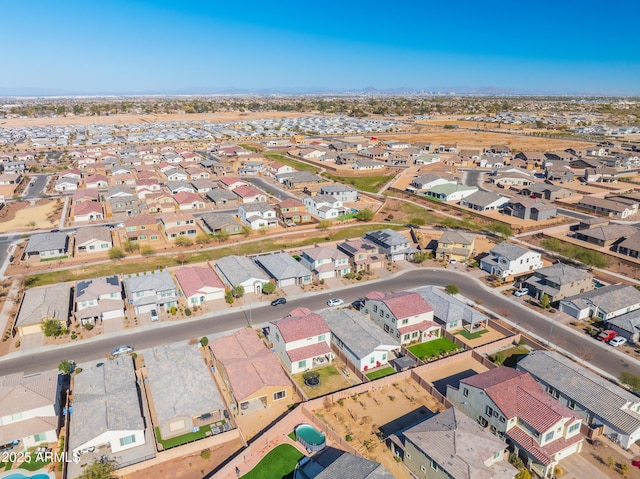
xmin=1 ymin=269 xmax=638 ymax=380
xmin=557 ymin=208 xmax=595 ymax=221
xmin=246 ymin=177 xmax=297 ymax=201
xmin=0 ymin=234 xmax=18 ymax=272
xmin=22 ymin=174 xmax=49 ymax=199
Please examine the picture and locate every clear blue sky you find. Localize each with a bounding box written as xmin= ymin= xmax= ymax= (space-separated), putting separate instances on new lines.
xmin=1 ymin=0 xmax=639 ymax=95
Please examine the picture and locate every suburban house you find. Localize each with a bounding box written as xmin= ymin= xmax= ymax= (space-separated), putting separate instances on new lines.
xmin=237 ymin=202 xmax=278 ymax=229
xmin=54 ymin=177 xmax=79 ymax=192
xmin=518 ymin=350 xmax=640 ymax=450
xmin=523 ymin=264 xmax=594 ymax=303
xmin=123 ymin=269 xmax=178 ymax=315
xmin=573 ymin=223 xmax=637 ymax=248
xmin=303 ymin=194 xmax=346 ymax=219
xmin=278 ymin=172 xmax=325 ymax=189
xmin=447 ymin=367 xmax=583 ymax=479
xmin=363 ymin=290 xmax=439 ymax=345
xmin=219 ymin=177 xmax=247 ymax=190
xmin=319 ymin=184 xmax=359 ymax=202
xmin=75 ymin=275 xmax=125 ymax=325
xmin=424 ymin=184 xmax=478 ymax=202
xmin=299 ymin=246 xmax=351 ymax=280
xmin=69 ymin=357 xmax=149 ymax=465
xmin=254 ymin=252 xmax=313 ymax=287
xmin=24 ymin=232 xmax=69 ymax=260
xmin=15 ymin=283 xmax=71 ymax=336
xmin=0 ymin=371 xmax=62 ymax=451
xmin=209 ymin=328 xmax=293 ymax=413
xmin=489 ymin=172 xmax=534 ymax=187
xmin=143 ymin=344 xmax=227 ymax=440
xmin=232 ymin=185 xmax=267 ymax=203
xmin=480 ymin=243 xmax=543 ymax=279
xmin=269 ymin=307 xmax=333 ymax=374
xmin=321 ymin=308 xmax=400 ymax=372
xmin=201 ymin=212 xmax=242 ymax=236
xmin=296 ymin=448 xmax=394 ymax=479
xmin=410 ymin=174 xmax=453 ymax=190
xmin=521 ymin=184 xmax=573 ymax=201
xmin=72 ymin=201 xmax=104 ymax=222
xmin=75 ymin=226 xmax=112 ymax=254
xmin=214 ymin=255 xmax=270 ymax=295
xmin=364 ymin=229 xmax=417 ymax=262
xmin=505 ymin=198 xmax=557 ymax=221
xmin=206 ymin=188 xmax=239 ymax=207
xmin=275 ymin=198 xmax=312 ymax=225
xmin=84 ymin=173 xmax=109 ymax=189
xmin=459 ymin=190 xmax=509 ymax=212
xmin=584 ymin=167 xmax=618 ymax=183
xmin=576 ymin=197 xmax=637 ymax=219
xmin=395 ymin=407 xmax=518 ymax=479
xmin=607 ymin=310 xmax=640 ymax=344
xmin=337 ymin=239 xmax=386 ymax=272
xmin=616 ymin=231 xmax=640 ymax=259
xmin=158 ymin=212 xmax=199 ymax=239
xmin=174 ymin=266 xmax=225 ymax=305
xmin=121 ymin=214 xmax=163 ymax=244
xmin=559 ymin=284 xmax=640 ymax=321
xmin=174 ymin=191 xmax=206 ymax=210
xmin=435 ymin=231 xmax=476 ymax=262
xmin=166 ymin=181 xmax=196 ymax=195
xmin=415 ymin=286 xmax=488 ymax=332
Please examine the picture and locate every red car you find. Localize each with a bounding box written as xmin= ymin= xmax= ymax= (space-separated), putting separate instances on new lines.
xmin=597 ymin=330 xmax=617 ymax=342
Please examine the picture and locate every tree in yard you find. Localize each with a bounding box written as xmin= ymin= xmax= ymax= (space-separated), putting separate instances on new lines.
xmin=241 ymin=225 xmax=252 ymax=237
xmin=58 ymin=359 xmax=74 ymax=375
xmin=216 ymin=230 xmax=229 ymax=242
xmin=445 ymin=284 xmax=460 ymax=295
xmin=412 ymin=251 xmax=432 ymax=264
xmin=262 ymin=282 xmax=276 ymax=295
xmin=195 ymin=233 xmax=211 ymax=245
xmin=175 ymin=253 xmax=188 ymax=265
xmin=355 ymin=208 xmax=374 ymax=222
xmin=200 ymin=336 xmax=209 ymax=347
xmin=174 ymin=236 xmax=193 ymax=247
xmin=232 ymin=285 xmax=245 ymax=298
xmin=78 ymin=458 xmax=118 ymax=479
xmin=140 ymin=245 xmax=155 ymax=256
xmin=123 ymin=239 xmax=139 ymax=254
xmin=317 ymin=219 xmax=332 ymax=230
xmin=514 ymin=470 xmax=531 ymax=479
xmin=539 ymin=293 xmax=551 ymax=309
xmin=225 ymin=291 xmax=234 ymax=304
xmin=108 ymin=247 xmax=124 ymax=260
xmin=41 ymin=319 xmax=63 ymax=337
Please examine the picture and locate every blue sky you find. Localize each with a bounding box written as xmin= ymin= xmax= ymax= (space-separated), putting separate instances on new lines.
xmin=1 ymin=0 xmax=639 ymax=95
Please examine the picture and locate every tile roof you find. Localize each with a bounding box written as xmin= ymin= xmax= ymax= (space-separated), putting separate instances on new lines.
xmin=415 ymin=286 xmax=488 ymax=326
xmin=214 ymin=255 xmax=269 ymax=286
xmin=562 ymin=284 xmax=640 ymax=315
xmin=272 ymin=310 xmax=330 ymax=343
xmin=438 ymin=231 xmax=476 ymax=246
xmin=397 ymin=320 xmax=438 ymax=335
xmin=16 ymin=283 xmax=71 ymax=327
xmin=462 ymin=368 xmax=576 ymax=433
xmin=506 ymin=426 xmax=582 ymax=467
xmin=232 ymin=185 xmax=265 ymax=198
xmin=255 ymin=252 xmax=312 ymax=280
xmin=366 ymin=291 xmax=433 ymax=319
xmin=365 ymin=229 xmax=411 ymax=247
xmin=489 ymin=242 xmax=534 ymax=261
xmin=75 ymin=226 xmax=112 ymax=246
xmin=0 ymin=371 xmax=59 ymax=417
xmin=174 ymin=191 xmax=203 ymax=204
xmin=518 ymin=350 xmax=640 ymax=436
xmin=286 ymin=341 xmax=332 ymax=363
xmin=175 ymin=266 xmax=225 ymax=298
xmin=25 ymin=232 xmax=68 ymax=254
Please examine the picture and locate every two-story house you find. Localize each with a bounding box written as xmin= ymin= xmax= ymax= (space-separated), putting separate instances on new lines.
xmin=559 ymin=284 xmax=640 ymax=321
xmin=275 ymin=198 xmax=312 ymax=226
xmin=364 ymin=229 xmax=417 ymax=262
xmin=158 ymin=212 xmax=198 ymax=239
xmin=121 ymin=214 xmax=163 ymax=244
xmin=435 ymin=231 xmax=476 ymax=262
xmin=299 ymin=246 xmax=351 ymax=280
xmin=269 ymin=307 xmax=333 ymax=374
xmin=238 ymin=202 xmax=278 ymax=230
xmin=319 ymin=184 xmax=359 ymax=202
xmin=173 ymin=191 xmax=206 ymax=210
xmin=232 ymin=185 xmax=268 ymax=203
xmin=75 ymin=275 xmax=125 ymax=324
xmin=447 ymin=367 xmax=584 ymax=479
xmin=480 ymin=243 xmax=543 ymax=279
xmin=0 ymin=371 xmax=61 ymax=451
xmin=303 ymin=194 xmax=346 ymax=220
xmin=363 ymin=290 xmax=439 ymax=345
xmin=523 ymin=264 xmax=594 ymax=303
xmin=337 ymin=239 xmax=386 ymax=272
xmin=123 ymin=269 xmax=178 ymax=315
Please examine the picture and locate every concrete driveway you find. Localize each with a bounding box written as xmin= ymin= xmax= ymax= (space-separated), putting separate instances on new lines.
xmin=561 ymin=453 xmax=611 ymax=479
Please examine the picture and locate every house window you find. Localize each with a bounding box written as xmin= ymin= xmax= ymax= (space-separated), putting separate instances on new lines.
xmin=89 ymin=245 xmax=95 ymax=250
xmin=569 ymin=399 xmax=576 ymax=409
xmin=486 ymin=406 xmax=494 ymax=417
xmin=119 ymin=435 xmax=137 ymax=447
xmin=273 ymin=390 xmax=286 ymax=401
xmin=11 ymin=412 xmax=22 ymax=421
xmin=544 ymin=431 xmax=554 ymax=442
xmin=412 ymin=332 xmax=419 ymax=338
xmin=494 ymin=451 xmax=501 ymax=459
xmin=34 ymin=433 xmax=47 ymax=442
xmin=274 ymin=332 xmax=280 ymax=342
xmin=406 ymin=452 xmax=411 ymax=459
xmin=478 ymin=416 xmax=488 ymax=427
xmin=568 ymin=423 xmax=580 ymax=433
xmin=402 ymin=319 xmax=408 ymax=325
xmin=463 ymin=388 xmax=469 ymax=397
xmin=382 ymin=353 xmax=387 ymax=360
xmin=101 ymin=244 xmax=108 ymax=249
xmin=298 ymin=360 xmax=306 ymax=369
xmin=151 ymin=235 xmax=158 ymax=240
xmin=373 ymin=305 xmax=378 ymax=313
xmin=370 ymin=357 xmax=375 ymax=364
xmin=139 ymin=235 xmax=147 ymax=240
xmin=500 ymin=416 xmax=506 ymax=423
xmin=430 ymin=459 xmax=438 ymax=470
xmin=318 ymin=334 xmax=325 ymax=342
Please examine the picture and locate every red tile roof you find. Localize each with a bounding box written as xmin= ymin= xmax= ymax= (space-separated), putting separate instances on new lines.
xmin=175 ymin=266 xmax=224 ymax=298
xmin=506 ymin=426 xmax=583 ymax=466
xmin=272 ymin=311 xmax=330 ymax=343
xmin=278 ymin=198 xmax=304 ymax=208
xmin=232 ymin=185 xmax=264 ymax=198
xmin=286 ymin=342 xmax=332 ymax=363
xmin=74 ymin=201 xmax=103 ymax=216
xmin=462 ymin=368 xmax=577 ymax=433
xmin=397 ymin=320 xmax=439 ymax=335
xmin=219 ymin=177 xmax=245 ymax=187
xmin=367 ymin=291 xmax=433 ymax=319
xmin=174 ymin=192 xmax=203 ymax=204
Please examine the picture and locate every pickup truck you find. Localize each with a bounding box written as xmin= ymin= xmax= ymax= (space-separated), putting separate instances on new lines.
xmin=596 ymin=330 xmax=617 ymax=342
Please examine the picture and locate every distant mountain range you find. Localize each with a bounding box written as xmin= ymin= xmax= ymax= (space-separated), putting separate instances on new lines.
xmin=0 ymin=85 xmax=634 ymax=98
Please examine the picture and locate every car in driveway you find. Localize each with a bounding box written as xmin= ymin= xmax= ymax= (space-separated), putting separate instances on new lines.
xmin=327 ymin=298 xmax=344 ymax=307
xmin=597 ymin=330 xmax=617 ymax=342
xmin=513 ymin=288 xmax=529 ymax=297
xmin=271 ymin=297 xmax=287 ymax=306
xmin=150 ymin=309 xmax=159 ymax=322
xmin=609 ymin=336 xmax=627 ymax=347
xmin=111 ymin=345 xmax=134 ymax=357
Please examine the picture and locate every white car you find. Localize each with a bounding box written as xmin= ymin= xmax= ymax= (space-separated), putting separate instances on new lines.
xmin=513 ymin=288 xmax=529 ymax=297
xmin=111 ymin=345 xmax=134 ymax=357
xmin=327 ymin=298 xmax=344 ymax=307
xmin=609 ymin=336 xmax=627 ymax=347
xmin=150 ymin=309 xmax=159 ymax=322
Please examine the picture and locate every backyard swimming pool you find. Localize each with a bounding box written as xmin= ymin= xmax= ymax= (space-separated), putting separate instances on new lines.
xmin=295 ymin=424 xmax=326 ymax=453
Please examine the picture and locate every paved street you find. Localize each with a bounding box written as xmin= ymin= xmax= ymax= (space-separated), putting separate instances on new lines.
xmin=246 ymin=177 xmax=297 ymax=201
xmin=22 ymin=173 xmax=49 ymax=199
xmin=1 ymin=269 xmax=639 ymax=381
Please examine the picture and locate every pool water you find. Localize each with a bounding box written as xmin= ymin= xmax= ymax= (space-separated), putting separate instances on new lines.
xmin=295 ymin=424 xmax=326 ymax=452
xmin=3 ymin=474 xmax=50 ymax=479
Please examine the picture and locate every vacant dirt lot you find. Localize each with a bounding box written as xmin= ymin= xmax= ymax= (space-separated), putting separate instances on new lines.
xmin=0 ymin=199 xmax=62 ymax=233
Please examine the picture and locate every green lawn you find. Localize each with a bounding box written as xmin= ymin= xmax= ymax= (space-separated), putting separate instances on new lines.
xmin=18 ymin=452 xmax=51 ymax=471
xmin=366 ymin=366 xmax=396 ymax=380
xmin=492 ymin=346 xmax=530 ymax=368
xmin=287 ymin=431 xmax=296 ymax=441
xmin=241 ymin=443 xmax=303 ymax=479
xmin=263 ymin=153 xmax=321 ymax=174
xmin=155 ymin=424 xmax=213 ymax=450
xmin=322 ymin=172 xmax=396 ymax=193
xmin=408 ymin=338 xmax=459 ymax=360
xmin=455 ymin=329 xmax=489 ymax=340
xmin=4 ymin=459 xmax=13 ymax=471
